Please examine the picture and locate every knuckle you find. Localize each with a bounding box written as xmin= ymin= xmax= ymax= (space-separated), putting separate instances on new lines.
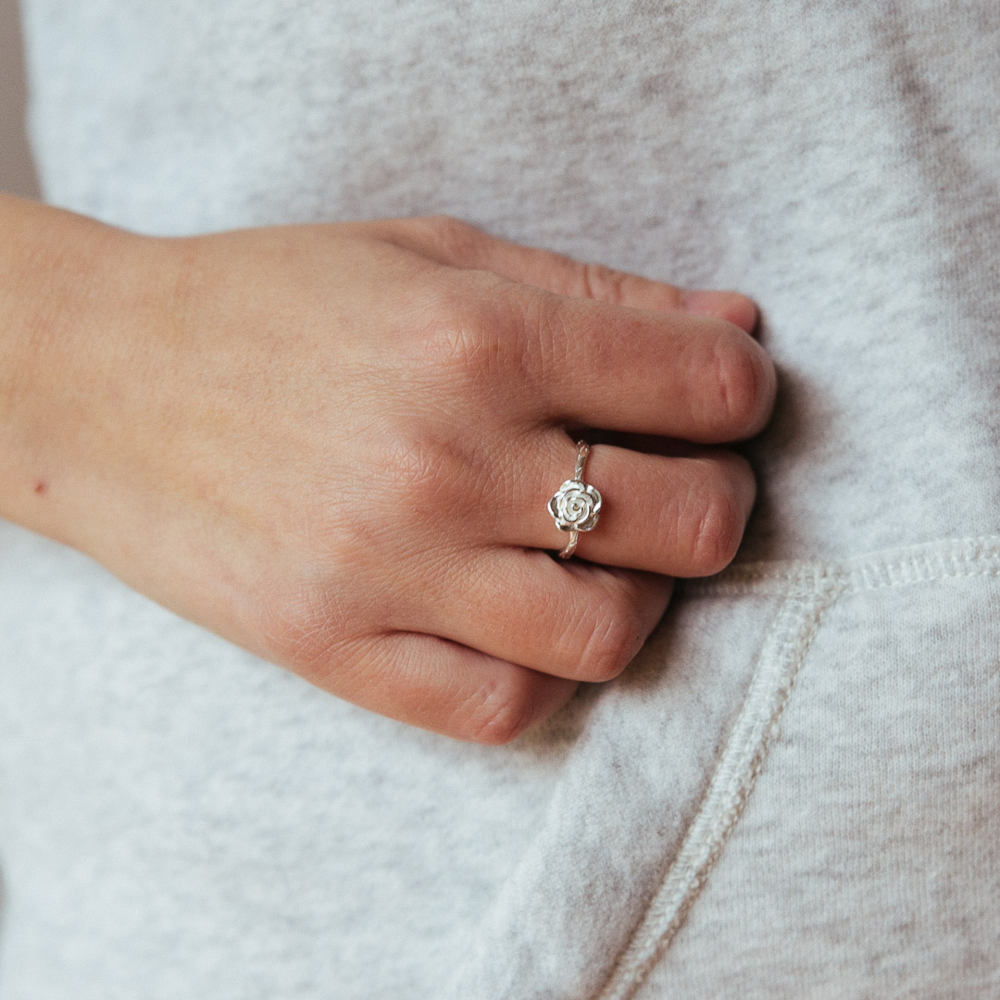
xmin=370 ymin=426 xmax=465 ymax=527
xmin=417 ymin=288 xmax=491 ymax=377
xmin=459 ymin=675 xmax=537 ymax=745
xmin=412 ymin=276 xmax=520 ymax=394
xmin=436 ymin=282 xmax=564 ymax=406
xmin=579 ymin=260 xmax=630 ymax=305
xmin=419 ymin=214 xmax=481 ymax=258
xmin=710 ymin=330 xmax=774 ymax=435
xmin=577 ymin=599 xmax=646 ymax=682
xmin=256 ymin=582 xmax=354 ymax=682
xmin=687 ymin=475 xmax=747 ymax=575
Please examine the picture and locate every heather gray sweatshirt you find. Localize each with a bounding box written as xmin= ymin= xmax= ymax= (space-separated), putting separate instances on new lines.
xmin=3 ymin=1 xmax=999 ymax=997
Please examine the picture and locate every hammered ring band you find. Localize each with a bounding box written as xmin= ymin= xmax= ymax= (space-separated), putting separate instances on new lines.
xmin=547 ymin=440 xmax=603 ymax=559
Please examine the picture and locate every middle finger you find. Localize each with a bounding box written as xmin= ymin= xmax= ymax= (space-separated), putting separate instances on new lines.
xmin=517 ymin=287 xmax=775 ymax=443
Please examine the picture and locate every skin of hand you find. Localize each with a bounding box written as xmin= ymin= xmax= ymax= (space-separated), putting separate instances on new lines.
xmin=0 ymin=198 xmax=775 ymax=743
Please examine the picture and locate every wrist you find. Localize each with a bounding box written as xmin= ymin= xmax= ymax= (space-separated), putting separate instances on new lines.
xmin=0 ymin=195 xmax=161 ymax=550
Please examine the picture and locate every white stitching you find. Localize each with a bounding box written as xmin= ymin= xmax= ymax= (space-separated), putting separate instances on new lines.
xmin=680 ymin=535 xmax=1000 ymax=597
xmin=595 ymin=581 xmax=844 ymax=1000
xmin=592 ymin=534 xmax=1000 ymax=1000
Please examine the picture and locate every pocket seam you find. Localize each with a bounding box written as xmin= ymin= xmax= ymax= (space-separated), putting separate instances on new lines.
xmin=594 ymin=579 xmax=845 ymax=1000
xmin=680 ymin=534 xmax=1000 ymax=598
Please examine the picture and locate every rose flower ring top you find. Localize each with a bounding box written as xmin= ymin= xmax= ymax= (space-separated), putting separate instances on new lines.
xmin=548 ymin=441 xmax=603 ymax=560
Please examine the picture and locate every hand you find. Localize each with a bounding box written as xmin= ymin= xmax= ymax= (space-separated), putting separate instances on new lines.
xmin=7 ymin=210 xmax=775 ymax=742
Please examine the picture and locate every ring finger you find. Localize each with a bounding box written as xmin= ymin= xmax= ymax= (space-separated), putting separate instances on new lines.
xmin=494 ymin=430 xmax=756 ymax=576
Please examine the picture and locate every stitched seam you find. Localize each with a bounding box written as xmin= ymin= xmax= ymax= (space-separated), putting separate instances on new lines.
xmin=686 ymin=566 xmax=1000 ymax=598
xmin=594 ymin=582 xmax=843 ymax=1000
xmin=680 ymin=535 xmax=1000 ymax=597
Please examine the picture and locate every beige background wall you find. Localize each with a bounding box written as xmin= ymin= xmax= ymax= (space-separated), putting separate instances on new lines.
xmin=1 ymin=0 xmax=40 ymax=198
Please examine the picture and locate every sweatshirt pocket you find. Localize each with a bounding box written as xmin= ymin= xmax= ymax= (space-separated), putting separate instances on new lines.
xmin=443 ymin=558 xmax=844 ymax=1000
xmin=446 ymin=536 xmax=1000 ymax=1000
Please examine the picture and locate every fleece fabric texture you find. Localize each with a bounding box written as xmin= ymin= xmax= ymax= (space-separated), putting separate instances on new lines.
xmin=4 ymin=1 xmax=999 ymax=997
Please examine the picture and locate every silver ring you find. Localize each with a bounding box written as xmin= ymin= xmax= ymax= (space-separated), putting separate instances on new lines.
xmin=548 ymin=440 xmax=603 ymax=559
